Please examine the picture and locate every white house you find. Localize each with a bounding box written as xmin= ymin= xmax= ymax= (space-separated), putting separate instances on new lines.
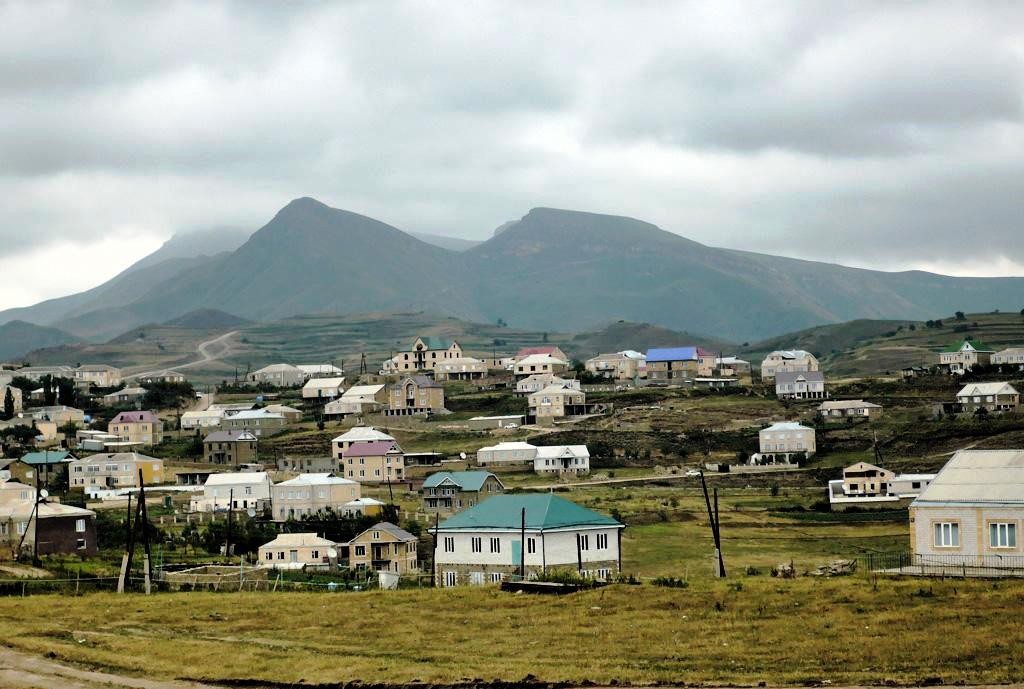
xmin=516 ymin=374 xmax=578 ymax=396
xmin=297 ymin=364 xmax=344 ymax=379
xmin=775 ymin=371 xmax=826 ymax=400
xmin=955 ymin=382 xmax=1020 ymax=413
xmin=302 ymin=376 xmax=346 ymax=400
xmin=828 ymin=462 xmax=935 ymax=510
xmin=330 ymin=426 xmax=396 ymax=459
xmin=250 ymin=364 xmax=306 ymax=387
xmin=324 ymin=385 xmax=387 ymax=417
xmin=754 ymin=422 xmax=815 ymax=465
xmin=760 ymin=350 xmax=818 ymax=380
xmin=181 ymin=408 xmax=226 ymax=430
xmin=514 ymin=354 xmax=569 ymax=379
xmin=189 ymin=472 xmax=273 ymax=513
xmin=430 ymin=494 xmax=624 ymax=586
xmin=534 ymin=445 xmax=590 ymax=476
xmin=993 ymin=347 xmax=1024 ymax=369
xmin=270 ymin=473 xmax=360 ymax=522
xmin=910 ymin=450 xmax=1024 ymax=570
xmin=258 ymin=532 xmax=336 ymax=569
xmin=476 ymin=441 xmax=539 ymax=466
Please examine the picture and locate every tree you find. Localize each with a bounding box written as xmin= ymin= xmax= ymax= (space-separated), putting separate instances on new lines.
xmin=55 ymin=376 xmax=78 ymax=408
xmin=1 ymin=387 xmax=14 ymax=421
xmin=955 ymin=311 xmax=966 ymax=320
xmin=42 ymin=375 xmax=56 ymax=406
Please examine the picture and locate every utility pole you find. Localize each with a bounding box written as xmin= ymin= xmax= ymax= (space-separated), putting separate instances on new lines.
xmin=520 ymin=508 xmax=526 ymax=579
xmin=117 ymin=492 xmax=135 ymax=593
xmin=431 ymin=512 xmax=439 ymax=587
xmin=138 ymin=470 xmax=153 ymax=594
xmin=224 ymin=488 xmax=234 ymax=560
xmin=699 ymin=471 xmax=725 ymax=577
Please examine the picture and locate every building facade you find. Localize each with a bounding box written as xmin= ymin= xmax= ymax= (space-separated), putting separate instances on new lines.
xmin=203 ymin=430 xmax=258 ymax=466
xmin=387 ymin=376 xmax=445 ymax=416
xmin=270 ymin=473 xmax=360 ymax=521
xmin=775 ymin=371 xmax=826 ymax=400
xmin=760 ymin=350 xmax=819 ymax=380
xmin=939 ymin=340 xmax=994 ymax=374
xmin=109 ymin=410 xmax=163 ymax=446
xmin=346 ymin=522 xmax=418 ymax=573
xmin=422 ymin=471 xmax=505 ymax=513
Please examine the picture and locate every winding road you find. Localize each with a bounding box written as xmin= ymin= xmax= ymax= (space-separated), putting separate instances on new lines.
xmin=125 ymin=331 xmax=238 ymax=382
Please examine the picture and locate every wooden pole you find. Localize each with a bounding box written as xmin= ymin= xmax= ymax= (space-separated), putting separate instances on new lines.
xmin=225 ymin=488 xmax=234 ymax=559
xmin=431 ymin=512 xmax=439 ymax=587
xmin=138 ymin=470 xmax=153 ymax=594
xmin=700 ymin=471 xmax=724 ymax=577
xmin=117 ymin=492 xmax=135 ymax=593
xmin=576 ymin=533 xmax=583 ymax=574
xmin=713 ymin=487 xmax=725 ymax=577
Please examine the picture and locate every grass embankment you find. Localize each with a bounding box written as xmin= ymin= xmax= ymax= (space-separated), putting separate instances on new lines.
xmin=2 ymin=578 xmax=1023 ymax=686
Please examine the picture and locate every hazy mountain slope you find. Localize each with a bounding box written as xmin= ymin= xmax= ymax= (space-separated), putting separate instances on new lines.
xmin=0 ymin=320 xmax=81 ymax=361
xmin=410 ymin=232 xmax=481 ymax=252
xmin=163 ymin=309 xmax=252 ymax=330
xmin=126 ymin=226 xmax=250 ymax=272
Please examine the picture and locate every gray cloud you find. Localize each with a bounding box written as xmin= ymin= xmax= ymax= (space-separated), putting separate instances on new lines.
xmin=1 ymin=1 xmax=1024 ymax=309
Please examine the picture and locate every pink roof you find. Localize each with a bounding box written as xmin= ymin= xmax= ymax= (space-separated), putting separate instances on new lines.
xmin=342 ymin=440 xmax=401 ymax=457
xmin=111 ymin=411 xmax=158 ymax=424
xmin=517 ymin=346 xmax=559 ymax=357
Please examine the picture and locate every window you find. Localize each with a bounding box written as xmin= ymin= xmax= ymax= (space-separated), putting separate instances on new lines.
xmin=312 ymin=550 xmax=320 ymax=560
xmin=490 ymin=537 xmax=501 ymax=553
xmin=596 ymin=533 xmax=608 ymax=549
xmin=527 ymin=538 xmax=536 ymax=554
xmin=77 ymin=539 xmax=87 ymax=550
xmin=75 ymin=519 xmax=86 ymax=533
xmin=469 ymin=571 xmax=484 ymax=585
xmin=266 ymin=552 xmax=273 ymax=561
xmin=444 ymin=536 xmax=455 ymax=553
xmin=444 ymin=571 xmax=458 ymax=587
xmin=934 ymin=522 xmax=960 ymax=548
xmin=471 ymin=537 xmax=482 ymax=553
xmin=597 ymin=568 xmax=611 ymax=579
xmin=990 ymin=523 xmax=1017 ymax=549
xmin=277 ymin=551 xmax=285 ymax=560
xmin=355 ymin=545 xmax=366 ymax=556
xmin=16 ymin=521 xmax=27 ymax=535
xmin=579 ymin=534 xmax=590 ymax=551
xmin=490 ymin=572 xmax=503 ymax=583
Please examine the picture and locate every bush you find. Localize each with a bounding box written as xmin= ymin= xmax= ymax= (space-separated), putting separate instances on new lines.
xmin=652 ymin=576 xmax=689 ymax=588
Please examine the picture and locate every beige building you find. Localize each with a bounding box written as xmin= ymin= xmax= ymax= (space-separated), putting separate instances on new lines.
xmin=585 ymin=351 xmax=645 ymax=381
xmin=516 ymin=374 xmax=578 ymax=395
xmin=993 ymin=347 xmax=1024 ymax=369
xmin=476 ymin=441 xmax=539 ymax=466
xmin=181 ymin=408 xmax=225 ymax=430
xmin=910 ymin=450 xmax=1024 ymax=568
xmin=340 ymin=440 xmax=405 ymax=483
xmin=101 ymin=386 xmax=147 ymax=408
xmin=755 ymin=422 xmax=815 ymax=464
xmin=956 ymin=382 xmax=1019 ymax=413
xmin=346 ymin=522 xmax=418 ymax=573
xmin=760 ymin=350 xmax=819 ymax=380
xmin=324 ymin=384 xmax=388 ymax=417
xmin=422 ymin=471 xmax=505 ymax=514
xmin=203 ymin=430 xmax=259 ymax=466
xmin=258 ymin=532 xmax=336 ymax=569
xmin=250 ymin=363 xmax=306 ymax=387
xmin=68 ymin=452 xmax=165 ymax=489
xmin=528 ymin=384 xmax=586 ymax=420
xmin=384 ymin=337 xmax=463 ymax=374
xmin=775 ymin=371 xmax=826 ymax=400
xmin=73 ymin=364 xmax=122 ymax=388
xmin=818 ymin=399 xmax=883 ymax=421
xmin=939 ymin=340 xmax=993 ymax=374
xmin=222 ymin=409 xmax=287 ymax=435
xmin=514 ymin=354 xmax=569 ymax=379
xmin=109 ymin=411 xmax=163 ymax=446
xmin=716 ymin=357 xmax=752 ymax=379
xmin=387 ymin=376 xmax=445 ymax=416
xmin=137 ymin=370 xmax=186 ymax=384
xmin=302 ymin=376 xmax=346 ymax=400
xmin=271 ymin=473 xmax=360 ymax=522
xmin=645 ymin=347 xmax=702 ymax=382
xmin=841 ymin=462 xmax=895 ymax=497
xmin=190 ymin=472 xmax=273 ymax=512
xmin=515 ymin=346 xmax=568 ymax=362
xmin=434 ymin=356 xmax=489 ymax=381
xmin=331 ymin=426 xmax=396 ymax=457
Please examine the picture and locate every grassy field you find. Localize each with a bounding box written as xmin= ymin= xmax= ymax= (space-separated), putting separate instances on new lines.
xmin=2 ymin=577 xmax=1023 ymax=686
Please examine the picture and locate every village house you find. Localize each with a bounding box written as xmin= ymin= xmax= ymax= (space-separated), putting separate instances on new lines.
xmin=296 ymin=364 xmax=343 ymax=379
xmin=955 ymin=382 xmax=1020 ymax=413
xmin=818 ymin=399 xmax=883 ymax=421
xmin=759 ymin=350 xmax=819 ymax=380
xmin=341 ymin=440 xmax=405 ymax=483
xmin=341 ymin=497 xmax=386 ymax=518
xmin=514 ymin=354 xmax=570 ymax=379
xmin=515 ymin=345 xmax=569 ymax=362
xmin=829 ymin=463 xmax=935 ymax=510
xmin=476 ymin=441 xmax=539 ymax=466
xmin=993 ymin=347 xmax=1024 ymax=369
xmin=323 ymin=384 xmax=388 ymax=418
xmin=109 ymin=410 xmax=163 ymax=446
xmin=910 ymin=450 xmax=1024 ymax=569
xmin=190 ymin=472 xmax=273 ymax=512
xmin=0 ymin=481 xmax=97 ymax=557
xmin=13 ymin=365 xmax=74 ymax=381
xmin=715 ymin=356 xmax=752 ymax=378
xmin=203 ymin=430 xmax=258 ymax=466
xmin=516 ymin=373 xmax=578 ymax=396
xmin=181 ymin=408 xmax=225 ymax=430
xmin=938 ymin=340 xmax=994 ymax=374
xmin=528 ymin=384 xmax=587 ymax=422
xmin=434 ymin=356 xmax=489 ymax=381
xmin=346 ymin=522 xmax=419 ymax=573
xmin=302 ymin=376 xmax=346 ymax=400
xmin=263 ymin=404 xmax=303 ymax=423
xmin=101 ymin=386 xmax=147 ymax=408
xmin=222 ymin=409 xmax=287 ymax=435
xmin=331 ymin=426 xmax=395 ymax=457
xmin=250 ymin=363 xmax=306 ymax=387
xmin=383 ymin=337 xmax=464 ymax=374
xmin=4 ymin=450 xmax=75 ymax=487
xmin=775 ymin=371 xmax=826 ymax=400
xmin=27 ymin=405 xmax=86 ymax=425
xmin=2 ymin=385 xmax=23 ymax=413
xmin=137 ymin=370 xmax=186 ymax=384
xmin=387 ymin=376 xmax=445 ymax=416
xmin=422 ymin=471 xmax=505 ymax=514
xmin=753 ymin=422 xmax=815 ymax=465
xmin=431 ymin=493 xmax=624 ymax=586
xmin=271 ymin=473 xmax=360 ymax=522
xmin=68 ymin=452 xmax=165 ymax=489
xmin=645 ymin=347 xmax=704 ymax=382
xmin=258 ymin=532 xmax=336 ymax=569
xmin=585 ymin=351 xmax=646 ymax=381
xmin=534 ymin=445 xmax=591 ymax=476
xmin=467 ymin=415 xmax=524 ymax=430
xmin=276 ymin=456 xmax=340 ymax=473
xmin=73 ymin=364 xmax=122 ymax=388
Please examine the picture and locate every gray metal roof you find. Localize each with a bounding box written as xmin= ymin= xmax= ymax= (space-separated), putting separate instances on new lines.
xmin=912 ymin=450 xmax=1024 ymax=506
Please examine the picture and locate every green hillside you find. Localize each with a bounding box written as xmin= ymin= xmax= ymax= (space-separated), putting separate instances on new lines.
xmin=0 ymin=320 xmax=80 ymax=361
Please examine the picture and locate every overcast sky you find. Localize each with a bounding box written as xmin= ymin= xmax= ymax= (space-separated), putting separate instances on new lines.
xmin=2 ymin=1 xmax=1023 ymax=310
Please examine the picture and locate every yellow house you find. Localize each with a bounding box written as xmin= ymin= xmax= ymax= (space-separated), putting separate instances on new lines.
xmin=68 ymin=452 xmax=165 ymax=488
xmin=109 ymin=411 xmax=163 ymax=446
xmin=387 ymin=376 xmax=445 ymax=416
xmin=346 ymin=522 xmax=418 ymax=573
xmin=384 ymin=337 xmax=463 ymax=374
xmin=258 ymin=533 xmax=336 ymax=569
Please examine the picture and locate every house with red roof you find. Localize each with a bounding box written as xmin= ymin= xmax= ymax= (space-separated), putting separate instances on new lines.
xmin=341 ymin=440 xmax=405 ymax=483
xmin=109 ymin=410 xmax=163 ymax=446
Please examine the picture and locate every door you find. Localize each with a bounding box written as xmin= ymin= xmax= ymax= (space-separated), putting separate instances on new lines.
xmin=511 ymin=540 xmax=522 ymax=568
xmin=289 ymin=550 xmax=298 ymax=563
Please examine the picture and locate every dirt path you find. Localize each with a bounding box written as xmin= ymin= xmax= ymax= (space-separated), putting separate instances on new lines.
xmin=0 ymin=646 xmax=226 ymax=689
xmin=126 ymin=331 xmax=238 ymax=381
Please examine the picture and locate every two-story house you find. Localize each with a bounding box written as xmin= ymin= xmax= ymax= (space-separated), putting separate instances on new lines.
xmin=585 ymin=351 xmax=646 ymax=381
xmin=775 ymin=371 xmax=826 ymax=400
xmin=341 ymin=440 xmax=405 ymax=483
xmin=383 ymin=337 xmax=463 ymax=374
xmin=203 ymin=430 xmax=258 ymax=466
xmin=189 ymin=472 xmax=272 ymax=512
xmin=759 ymin=350 xmax=819 ymax=380
xmin=939 ymin=340 xmax=994 ymax=374
xmin=387 ymin=376 xmax=445 ymax=416
xmin=109 ymin=411 xmax=163 ymax=446
xmin=956 ymin=382 xmax=1020 ymax=413
xmin=270 ymin=473 xmax=360 ymax=522
xmin=422 ymin=471 xmax=505 ymax=513
xmin=346 ymin=522 xmax=418 ymax=573
xmin=528 ymin=384 xmax=587 ymax=422
xmin=68 ymin=452 xmax=164 ymax=489
xmin=754 ymin=422 xmax=815 ymax=465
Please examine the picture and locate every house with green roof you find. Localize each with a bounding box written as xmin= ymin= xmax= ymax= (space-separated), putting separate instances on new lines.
xmin=430 ymin=494 xmax=624 ymax=586
xmin=939 ymin=339 xmax=994 ymax=374
xmin=4 ymin=450 xmax=76 ymax=487
xmin=421 ymin=470 xmax=504 ymax=514
xmin=382 ymin=336 xmax=463 ymax=375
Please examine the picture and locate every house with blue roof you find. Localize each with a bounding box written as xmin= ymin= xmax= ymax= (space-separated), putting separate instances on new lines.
xmin=646 ymin=346 xmax=715 ymax=381
xmin=421 ymin=470 xmax=504 ymax=514
xmin=430 ymin=493 xmax=624 ymax=586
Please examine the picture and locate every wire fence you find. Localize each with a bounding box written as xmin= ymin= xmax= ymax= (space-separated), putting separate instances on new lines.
xmin=861 ymin=551 xmax=1024 ymax=578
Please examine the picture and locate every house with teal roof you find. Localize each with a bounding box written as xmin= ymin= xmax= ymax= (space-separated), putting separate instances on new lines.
xmin=421 ymin=470 xmax=504 ymax=514
xmin=430 ymin=493 xmax=624 ymax=586
xmin=4 ymin=450 xmax=76 ymax=487
xmin=382 ymin=336 xmax=463 ymax=375
xmin=939 ymin=339 xmax=994 ymax=374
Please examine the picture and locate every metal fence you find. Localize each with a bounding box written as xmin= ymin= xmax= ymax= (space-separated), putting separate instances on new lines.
xmin=862 ymin=551 xmax=1024 ymax=578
